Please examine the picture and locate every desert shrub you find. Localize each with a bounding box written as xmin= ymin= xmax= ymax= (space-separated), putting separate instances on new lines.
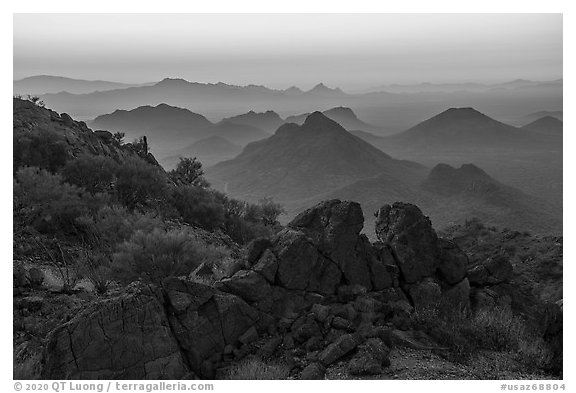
xmin=75 ymin=205 xmax=165 ymax=248
xmin=412 ymin=305 xmax=553 ymax=366
xmin=224 ymin=357 xmax=291 ymax=380
xmin=63 ymin=155 xmax=119 ymax=195
xmin=258 ymin=197 xmax=285 ymax=226
xmin=36 ymin=239 xmax=82 ymax=293
xmin=168 ymin=157 xmax=209 ymax=188
xmin=79 ymin=248 xmax=113 ymax=295
xmin=13 ymin=352 xmax=41 ymax=380
xmin=115 ymin=157 xmax=168 ymax=211
xmin=13 ymin=131 xmax=68 ymax=172
xmin=169 ymin=186 xmax=225 ymax=230
xmin=112 ymin=228 xmax=227 ymax=284
xmin=14 ymin=167 xmax=106 ymax=235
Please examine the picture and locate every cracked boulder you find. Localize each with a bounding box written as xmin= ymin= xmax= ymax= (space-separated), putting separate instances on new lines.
xmin=375 ymin=203 xmax=440 ymax=283
xmin=41 ymin=282 xmax=189 ymax=379
xmin=42 ymin=278 xmax=270 ymax=379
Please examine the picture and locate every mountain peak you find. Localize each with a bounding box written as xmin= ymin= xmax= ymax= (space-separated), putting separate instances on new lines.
xmin=306 ymin=83 xmax=344 ymax=95
xmin=425 ymin=163 xmax=496 ymax=194
xmin=156 ymin=78 xmax=189 ymax=86
xmin=303 ymin=111 xmax=341 ymax=129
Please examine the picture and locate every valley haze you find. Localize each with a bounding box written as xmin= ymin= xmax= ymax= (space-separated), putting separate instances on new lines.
xmin=12 ymin=13 xmax=563 ymax=383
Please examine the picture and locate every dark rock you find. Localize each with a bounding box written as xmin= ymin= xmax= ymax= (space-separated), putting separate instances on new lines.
xmin=246 ymin=238 xmax=273 ymax=267
xmin=407 ymin=278 xmax=442 ymax=311
xmin=375 ymin=203 xmax=440 ymax=283
xmin=318 ymin=334 xmax=359 ymax=365
xmin=28 ymin=267 xmax=44 ymax=288
xmin=442 ymin=278 xmax=470 ymax=310
xmin=348 ymin=338 xmax=391 ymax=376
xmin=191 ymin=262 xmax=213 ymax=278
xmin=305 ymin=336 xmax=324 ymax=352
xmin=310 ymin=303 xmax=330 ymax=323
xmin=42 ymin=282 xmax=189 ymax=379
xmin=468 ymin=255 xmax=513 ymax=286
xmin=257 ymin=336 xmax=283 ymax=358
xmin=238 ymin=326 xmax=259 ymax=345
xmin=437 ymin=239 xmax=468 ymax=284
xmin=300 ymin=362 xmax=326 ymax=380
xmin=217 ymin=270 xmax=274 ymax=312
xmin=337 ymin=285 xmax=367 ymax=302
xmin=331 ymin=316 xmax=355 ymax=332
xmin=251 ymin=249 xmax=278 ymax=283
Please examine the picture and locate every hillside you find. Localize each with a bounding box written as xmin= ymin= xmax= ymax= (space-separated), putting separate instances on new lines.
xmin=92 ymin=104 xmax=269 ymax=158
xmin=13 ymin=75 xmax=143 ymax=95
xmin=386 ymin=107 xmax=532 ymax=148
xmin=13 ymin=98 xmax=157 ymax=169
xmin=161 ymin=136 xmax=242 ymax=170
xmin=324 ymin=163 xmax=561 ymax=237
xmin=285 ymin=106 xmax=380 ymax=132
xmin=221 ymin=110 xmax=284 ymax=132
xmin=521 ymin=116 xmax=563 ymax=135
xmin=206 ymin=112 xmax=426 ymax=203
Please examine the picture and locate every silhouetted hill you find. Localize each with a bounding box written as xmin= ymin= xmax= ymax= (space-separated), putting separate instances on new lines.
xmin=93 ymin=103 xmax=212 ymax=134
xmin=160 ymin=136 xmax=241 ymax=170
xmin=14 ymin=75 xmax=143 ymax=95
xmin=13 ymin=98 xmax=158 ymax=169
xmin=325 ymin=163 xmax=561 ymax=237
xmin=385 ymin=107 xmax=558 ymax=150
xmin=521 ymin=110 xmax=563 ymax=124
xmin=285 ymin=106 xmax=380 ymax=131
xmin=206 ymin=112 xmax=425 ymax=203
xmin=521 ymin=116 xmax=563 ymax=135
xmin=209 ymin=121 xmax=270 ymax=146
xmin=221 ymin=110 xmax=284 ymax=133
xmin=304 ymin=83 xmax=346 ymax=97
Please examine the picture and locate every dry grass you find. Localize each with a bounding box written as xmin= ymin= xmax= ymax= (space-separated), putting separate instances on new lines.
xmin=13 ymin=353 xmax=42 ymax=380
xmin=224 ymin=357 xmax=291 ymax=380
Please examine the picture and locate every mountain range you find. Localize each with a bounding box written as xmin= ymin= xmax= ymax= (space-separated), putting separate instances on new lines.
xmin=205 ymin=111 xmax=561 ymax=235
xmin=13 ymin=75 xmax=148 ymax=95
xmin=521 ymin=116 xmax=563 ymax=135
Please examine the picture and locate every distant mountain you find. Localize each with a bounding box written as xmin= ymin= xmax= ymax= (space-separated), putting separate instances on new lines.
xmin=304 ymin=83 xmax=347 ymax=97
xmin=13 ymin=75 xmax=144 ymax=95
xmin=521 ymin=116 xmax=563 ymax=135
xmin=325 ymin=163 xmax=561 ymax=237
xmin=521 ymin=111 xmax=563 ymax=123
xmin=206 ymin=112 xmax=425 ymax=204
xmin=160 ymin=136 xmax=241 ymax=170
xmin=209 ymin=121 xmax=270 ymax=146
xmin=91 ymin=104 xmax=213 ymax=152
xmin=369 ymin=79 xmax=563 ymax=94
xmin=92 ymin=103 xmax=270 ymax=158
xmin=221 ymin=110 xmax=284 ymax=133
xmin=385 ymin=107 xmax=557 ymax=150
xmin=285 ymin=106 xmax=380 ymax=132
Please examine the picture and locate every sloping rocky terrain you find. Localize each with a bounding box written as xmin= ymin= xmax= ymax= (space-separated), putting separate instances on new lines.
xmin=15 ymin=201 xmax=562 ymax=380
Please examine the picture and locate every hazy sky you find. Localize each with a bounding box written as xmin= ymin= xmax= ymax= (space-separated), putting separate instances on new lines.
xmin=13 ymin=14 xmax=562 ymax=89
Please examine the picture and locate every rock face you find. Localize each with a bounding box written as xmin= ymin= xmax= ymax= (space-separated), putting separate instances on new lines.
xmin=42 ymin=279 xmax=270 ymax=379
xmin=220 ymin=200 xmax=397 ymax=314
xmin=375 ymin=203 xmax=440 ymax=283
xmin=42 ymin=283 xmax=189 ymax=379
xmin=41 ymin=200 xmax=483 ymax=380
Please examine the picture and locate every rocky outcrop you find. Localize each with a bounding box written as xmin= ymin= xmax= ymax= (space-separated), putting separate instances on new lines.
xmin=13 ymin=98 xmax=159 ymax=169
xmin=42 ymin=278 xmax=272 ymax=379
xmin=375 ymin=202 xmax=470 ymax=310
xmin=40 ymin=199 xmax=508 ymax=380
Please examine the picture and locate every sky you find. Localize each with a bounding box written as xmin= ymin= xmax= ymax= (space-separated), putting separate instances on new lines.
xmin=13 ymin=13 xmax=563 ymax=90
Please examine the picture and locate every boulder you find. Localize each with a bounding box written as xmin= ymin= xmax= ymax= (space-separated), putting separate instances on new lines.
xmin=42 ymin=282 xmax=189 ymax=379
xmin=442 ymin=278 xmax=470 ymax=310
xmin=318 ymin=334 xmax=360 ymax=365
xmin=348 ymin=338 xmax=390 ymax=376
xmin=300 ymin=362 xmax=326 ymax=380
xmin=437 ymin=239 xmax=468 ymax=284
xmin=251 ymin=249 xmax=278 ymax=283
xmin=407 ymin=278 xmax=442 ymax=311
xmin=245 ymin=238 xmax=273 ymax=267
xmin=468 ymin=255 xmax=513 ymax=286
xmin=375 ymin=203 xmax=440 ymax=283
xmin=217 ymin=270 xmax=274 ymax=312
